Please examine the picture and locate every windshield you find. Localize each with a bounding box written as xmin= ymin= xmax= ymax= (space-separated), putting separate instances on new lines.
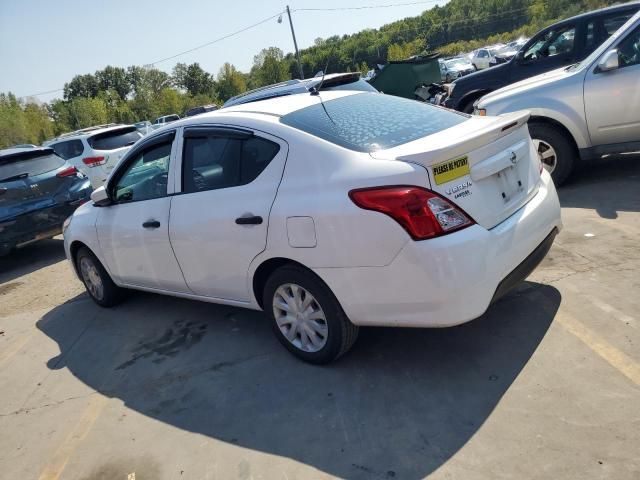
xmin=446 ymin=59 xmax=467 ymax=68
xmin=0 ymin=151 xmax=65 ymax=181
xmin=280 ymin=92 xmax=466 ymax=153
xmin=88 ymin=127 xmax=142 ymax=150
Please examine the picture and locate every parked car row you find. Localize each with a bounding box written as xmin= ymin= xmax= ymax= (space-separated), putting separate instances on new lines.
xmin=438 ymin=2 xmax=640 ymax=113
xmin=475 ymin=9 xmax=640 ymax=186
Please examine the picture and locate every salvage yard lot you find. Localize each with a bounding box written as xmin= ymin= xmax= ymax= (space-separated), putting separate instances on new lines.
xmin=1 ymin=156 xmax=639 ymax=480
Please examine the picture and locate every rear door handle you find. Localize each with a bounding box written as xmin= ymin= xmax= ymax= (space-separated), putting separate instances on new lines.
xmin=235 ymin=215 xmax=263 ymax=225
xmin=142 ymin=220 xmax=161 ymax=229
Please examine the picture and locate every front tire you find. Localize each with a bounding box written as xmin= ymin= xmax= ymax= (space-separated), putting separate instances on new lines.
xmin=528 ymin=122 xmax=576 ymax=186
xmin=263 ymin=265 xmax=359 ymax=364
xmin=76 ymin=247 xmax=125 ymax=307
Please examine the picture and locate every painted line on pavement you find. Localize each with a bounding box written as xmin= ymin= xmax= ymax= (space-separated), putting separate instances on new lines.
xmin=37 ymin=394 xmax=108 ymax=480
xmin=557 ymin=312 xmax=640 ymax=386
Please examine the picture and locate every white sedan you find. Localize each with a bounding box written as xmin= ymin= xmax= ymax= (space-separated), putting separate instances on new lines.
xmin=63 ymin=90 xmax=562 ymax=363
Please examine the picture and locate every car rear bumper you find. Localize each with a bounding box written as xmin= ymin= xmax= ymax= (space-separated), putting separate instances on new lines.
xmin=314 ymin=171 xmax=562 ymax=327
xmin=0 ymin=190 xmax=91 ymax=255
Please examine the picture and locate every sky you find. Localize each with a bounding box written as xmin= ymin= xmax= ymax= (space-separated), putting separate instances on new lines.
xmin=0 ymin=0 xmax=445 ymax=103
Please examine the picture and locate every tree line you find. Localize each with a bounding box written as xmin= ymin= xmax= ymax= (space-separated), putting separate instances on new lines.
xmin=0 ymin=0 xmax=618 ymax=148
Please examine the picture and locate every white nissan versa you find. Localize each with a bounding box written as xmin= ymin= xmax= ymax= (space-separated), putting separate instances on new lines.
xmin=63 ymin=90 xmax=562 ymax=364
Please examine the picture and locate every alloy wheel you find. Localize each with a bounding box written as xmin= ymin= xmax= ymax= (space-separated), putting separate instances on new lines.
xmin=273 ymin=283 xmax=328 ymax=353
xmin=533 ymin=139 xmax=558 ymax=174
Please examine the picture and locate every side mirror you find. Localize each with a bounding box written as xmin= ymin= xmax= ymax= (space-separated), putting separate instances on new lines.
xmin=597 ymin=49 xmax=619 ymax=72
xmin=90 ymin=185 xmax=111 ymax=206
xmin=515 ymin=51 xmax=525 ymax=63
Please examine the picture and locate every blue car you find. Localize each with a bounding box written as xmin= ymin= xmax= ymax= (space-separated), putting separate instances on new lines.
xmin=0 ymin=147 xmax=92 ymax=256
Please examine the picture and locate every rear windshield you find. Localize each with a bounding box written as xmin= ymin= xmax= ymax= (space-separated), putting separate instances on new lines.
xmin=88 ymin=127 xmax=142 ymax=150
xmin=280 ymin=93 xmax=466 ymax=152
xmin=0 ymin=151 xmax=65 ymax=182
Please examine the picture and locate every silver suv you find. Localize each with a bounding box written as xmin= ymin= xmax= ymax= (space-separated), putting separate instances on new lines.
xmin=476 ymin=11 xmax=640 ymax=185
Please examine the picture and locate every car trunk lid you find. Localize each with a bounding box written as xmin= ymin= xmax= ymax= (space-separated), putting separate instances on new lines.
xmin=371 ymin=111 xmax=540 ymax=229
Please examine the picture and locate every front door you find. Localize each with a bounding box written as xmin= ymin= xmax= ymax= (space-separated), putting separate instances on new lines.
xmin=169 ymin=126 xmax=288 ymax=301
xmin=96 ymin=131 xmax=189 ymax=292
xmin=584 ymin=23 xmax=640 ymax=147
xmin=514 ymin=23 xmax=577 ymax=82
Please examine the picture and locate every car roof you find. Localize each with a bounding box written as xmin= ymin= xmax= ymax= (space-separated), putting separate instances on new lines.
xmin=550 ymin=1 xmax=640 ymax=27
xmin=218 ymin=89 xmax=364 ymax=118
xmin=223 ymin=72 xmax=362 ymax=108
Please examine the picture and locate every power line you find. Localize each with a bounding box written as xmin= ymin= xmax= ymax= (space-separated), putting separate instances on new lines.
xmin=18 ymin=4 xmax=528 ymax=99
xmin=294 ymin=0 xmax=440 ymax=12
xmin=148 ymin=10 xmax=286 ymax=65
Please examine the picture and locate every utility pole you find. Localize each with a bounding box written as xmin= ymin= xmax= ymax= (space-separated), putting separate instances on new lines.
xmin=286 ymin=5 xmax=304 ymax=79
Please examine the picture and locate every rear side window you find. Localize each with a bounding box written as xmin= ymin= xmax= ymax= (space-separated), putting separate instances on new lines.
xmin=182 ymin=134 xmax=280 ymax=194
xmin=280 ymin=93 xmax=466 ymax=153
xmin=88 ymin=128 xmax=142 ymax=150
xmin=52 ymin=140 xmax=84 ymax=160
xmin=0 ymin=151 xmax=65 ymax=182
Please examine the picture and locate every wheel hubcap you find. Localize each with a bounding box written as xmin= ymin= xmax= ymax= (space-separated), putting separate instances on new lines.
xmin=80 ymin=257 xmax=104 ymax=301
xmin=533 ymin=139 xmax=558 ymax=174
xmin=273 ymin=283 xmax=328 ymax=353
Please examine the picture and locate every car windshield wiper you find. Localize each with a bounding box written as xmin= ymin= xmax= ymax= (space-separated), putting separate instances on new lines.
xmin=0 ymin=172 xmax=29 ymax=183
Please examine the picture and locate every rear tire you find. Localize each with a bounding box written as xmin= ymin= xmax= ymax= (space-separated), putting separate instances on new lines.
xmin=263 ymin=265 xmax=359 ymax=364
xmin=76 ymin=247 xmax=125 ymax=307
xmin=528 ymin=122 xmax=576 ymax=186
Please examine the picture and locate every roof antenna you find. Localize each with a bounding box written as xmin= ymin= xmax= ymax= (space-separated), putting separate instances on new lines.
xmin=310 ymin=48 xmax=333 ymax=96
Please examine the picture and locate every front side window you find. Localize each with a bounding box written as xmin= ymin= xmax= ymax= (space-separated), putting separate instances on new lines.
xmin=602 ymin=12 xmax=635 ymax=37
xmin=617 ymin=24 xmax=640 ymax=68
xmin=524 ymin=25 xmax=576 ymax=61
xmin=113 ymin=141 xmax=172 ymax=203
xmin=182 ymin=133 xmax=280 ymax=194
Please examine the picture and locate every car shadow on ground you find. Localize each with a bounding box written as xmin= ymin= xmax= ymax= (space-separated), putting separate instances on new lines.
xmin=560 ymin=153 xmax=640 ymax=219
xmin=37 ymin=281 xmax=560 ymax=479
xmin=0 ymin=237 xmax=66 ymax=285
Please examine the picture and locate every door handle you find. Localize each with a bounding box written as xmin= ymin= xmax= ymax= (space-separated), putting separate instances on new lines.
xmin=142 ymin=220 xmax=161 ymax=229
xmin=235 ymin=215 xmax=263 ymax=225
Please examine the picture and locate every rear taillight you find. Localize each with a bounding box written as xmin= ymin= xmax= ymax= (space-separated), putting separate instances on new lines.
xmin=349 ymin=186 xmax=474 ymax=240
xmin=82 ymin=156 xmax=105 ymax=168
xmin=56 ymin=166 xmax=79 ymax=177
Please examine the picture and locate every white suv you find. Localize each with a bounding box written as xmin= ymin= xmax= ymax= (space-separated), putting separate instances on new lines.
xmin=63 ymin=90 xmax=561 ymax=363
xmin=46 ymin=124 xmax=142 ymax=188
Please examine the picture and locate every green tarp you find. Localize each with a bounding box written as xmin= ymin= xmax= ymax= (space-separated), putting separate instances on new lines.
xmin=368 ymin=55 xmax=441 ymax=100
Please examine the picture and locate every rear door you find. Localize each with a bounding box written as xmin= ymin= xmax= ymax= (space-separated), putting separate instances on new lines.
xmin=95 ymin=131 xmax=189 ymax=292
xmin=584 ymin=22 xmax=640 ymax=146
xmin=169 ymin=126 xmax=288 ymax=301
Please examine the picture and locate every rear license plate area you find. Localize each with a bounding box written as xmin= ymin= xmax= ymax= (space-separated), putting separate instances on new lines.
xmin=495 ymin=165 xmax=524 ymax=203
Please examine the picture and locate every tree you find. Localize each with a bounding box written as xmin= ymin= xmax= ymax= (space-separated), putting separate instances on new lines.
xmin=64 ymin=74 xmax=99 ymax=100
xmin=217 ymin=63 xmax=247 ymax=101
xmin=172 ymin=62 xmax=215 ymax=96
xmin=251 ymin=47 xmax=290 ymax=87
xmin=95 ymin=66 xmax=130 ymax=100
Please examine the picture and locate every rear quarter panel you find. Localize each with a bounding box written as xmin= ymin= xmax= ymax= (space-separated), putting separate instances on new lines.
xmin=248 ymin=122 xmax=430 ymax=270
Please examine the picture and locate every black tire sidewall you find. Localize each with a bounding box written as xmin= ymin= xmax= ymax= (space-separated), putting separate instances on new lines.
xmin=263 ymin=266 xmax=355 ymax=364
xmin=528 ymin=122 xmax=575 ymax=186
xmin=76 ymin=247 xmax=122 ymax=308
